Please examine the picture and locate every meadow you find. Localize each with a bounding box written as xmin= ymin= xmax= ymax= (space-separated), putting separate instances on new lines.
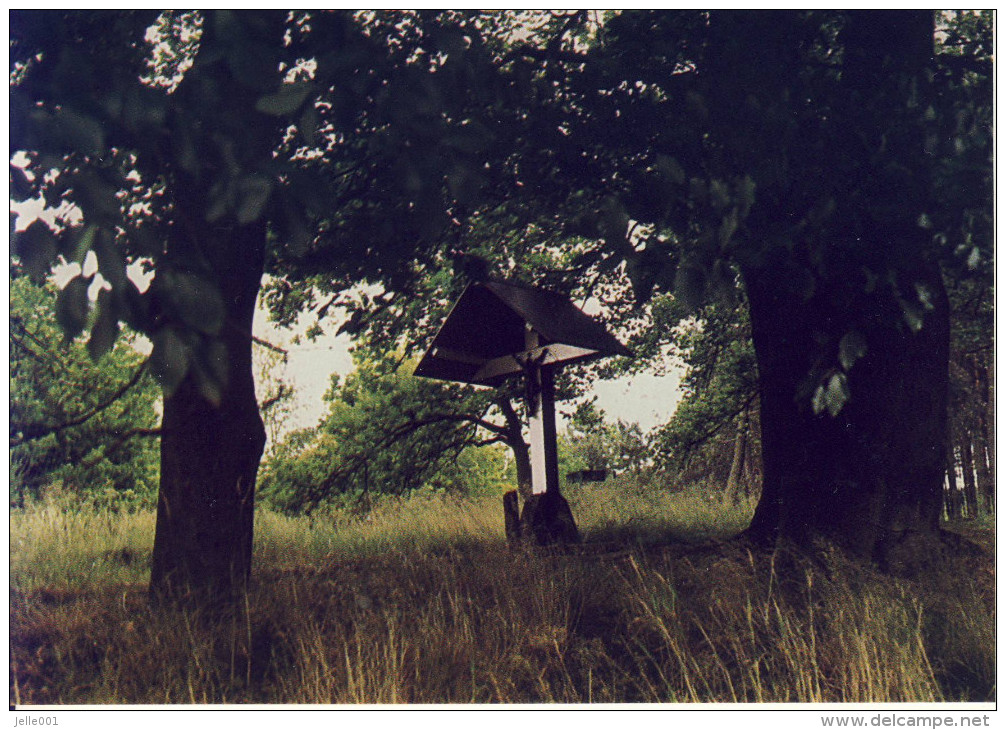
xmin=10 ymin=482 xmax=995 ymax=705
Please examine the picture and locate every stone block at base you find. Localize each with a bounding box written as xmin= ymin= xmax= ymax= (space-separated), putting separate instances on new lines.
xmin=518 ymin=492 xmax=580 ymax=545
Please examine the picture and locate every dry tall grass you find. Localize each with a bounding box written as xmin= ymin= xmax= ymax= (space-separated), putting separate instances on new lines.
xmin=9 ymin=483 xmax=995 ymax=705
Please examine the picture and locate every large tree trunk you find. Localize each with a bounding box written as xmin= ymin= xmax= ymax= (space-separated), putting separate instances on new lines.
xmin=743 ymin=258 xmax=950 ymax=568
xmin=146 ymin=12 xmax=286 ymax=602
xmin=704 ymin=11 xmax=949 ymax=570
xmin=150 ymin=223 xmax=268 ymax=601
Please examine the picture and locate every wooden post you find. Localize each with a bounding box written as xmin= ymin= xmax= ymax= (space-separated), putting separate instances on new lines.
xmin=528 ymin=365 xmax=560 ymax=496
xmin=525 ymin=326 xmax=560 ymax=496
xmin=519 ymin=325 xmax=579 ymax=544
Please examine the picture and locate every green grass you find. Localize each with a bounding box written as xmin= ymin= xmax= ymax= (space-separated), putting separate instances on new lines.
xmin=9 ymin=482 xmax=995 ymax=704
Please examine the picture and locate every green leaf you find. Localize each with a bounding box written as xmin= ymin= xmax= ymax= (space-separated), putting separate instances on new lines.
xmin=709 ymin=179 xmax=730 ymax=211
xmin=13 ymin=220 xmax=59 ymax=280
xmin=236 ymin=175 xmax=273 ymax=224
xmin=206 ymin=187 xmax=232 ymax=223
xmin=674 ymin=262 xmax=707 ymax=311
xmin=55 ymin=275 xmax=92 ymax=341
xmin=735 ymin=175 xmax=756 ymax=218
xmin=87 ymin=288 xmax=120 ymax=361
xmin=718 ymin=208 xmax=739 ymax=249
xmin=898 ymin=298 xmax=925 ymax=333
xmin=812 ymin=372 xmax=850 ymax=417
xmin=824 ymin=372 xmax=850 ymax=417
xmin=811 ymin=384 xmax=826 ymax=415
xmin=150 ymin=327 xmax=191 ymax=397
xmin=655 ymin=155 xmax=685 ymax=186
xmin=838 ymin=331 xmax=867 ymax=372
xmin=688 ymin=177 xmax=708 ymax=206
xmin=914 ymin=282 xmax=934 ymax=311
xmin=255 ymin=83 xmax=314 ymax=116
xmin=709 ymin=258 xmax=737 ymax=300
xmin=299 ymin=106 xmax=319 ymax=145
xmin=163 ymin=270 xmax=226 ymax=335
xmin=92 ymin=228 xmax=127 ymax=289
xmin=173 ymin=129 xmax=200 ymax=174
xmin=63 ymin=224 xmax=98 ymax=265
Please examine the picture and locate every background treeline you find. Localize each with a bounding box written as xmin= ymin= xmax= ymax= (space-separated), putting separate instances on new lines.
xmin=10 ymin=271 xmax=993 ymax=523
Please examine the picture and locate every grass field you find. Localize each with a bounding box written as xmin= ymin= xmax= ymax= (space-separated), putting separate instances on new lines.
xmin=9 ymin=483 xmax=996 ymax=704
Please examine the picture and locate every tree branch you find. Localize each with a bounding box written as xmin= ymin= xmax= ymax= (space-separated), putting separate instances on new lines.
xmin=11 ymin=361 xmax=151 ymax=446
xmin=77 ymin=427 xmax=162 ymax=469
xmin=252 ymin=335 xmax=289 ymax=356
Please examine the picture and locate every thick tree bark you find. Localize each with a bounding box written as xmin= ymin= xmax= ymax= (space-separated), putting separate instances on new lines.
xmin=146 ymin=12 xmax=286 ymax=602
xmin=704 ymin=11 xmax=950 ymax=569
xmin=150 ymin=223 xmax=267 ymax=601
xmin=743 ymin=255 xmax=950 ymax=568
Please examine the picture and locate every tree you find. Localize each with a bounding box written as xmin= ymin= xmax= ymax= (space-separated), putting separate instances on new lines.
xmin=477 ymin=10 xmax=990 ymax=567
xmin=252 ymin=335 xmax=296 ymax=459
xmin=259 ymin=351 xmax=518 ymax=513
xmin=647 ymin=298 xmax=760 ymax=497
xmin=721 ymin=11 xmax=948 ymax=566
xmin=10 ymin=10 xmax=500 ymax=599
xmin=564 ymin=401 xmax=650 ymax=479
xmin=257 ymin=10 xmax=991 ymax=566
xmin=11 ymin=10 xmax=288 ymax=598
xmin=945 ymin=274 xmax=995 ymax=519
xmin=9 ymin=276 xmax=160 ymax=507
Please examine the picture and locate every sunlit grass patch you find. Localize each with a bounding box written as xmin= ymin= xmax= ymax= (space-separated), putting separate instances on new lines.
xmin=567 ymin=479 xmax=756 ymax=544
xmin=9 ymin=499 xmax=154 ymax=592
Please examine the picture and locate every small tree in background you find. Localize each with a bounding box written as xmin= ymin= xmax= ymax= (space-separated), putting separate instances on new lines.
xmin=259 ymin=351 xmax=515 ymax=514
xmin=563 ymin=401 xmax=652 ymax=483
xmin=9 ymin=276 xmax=160 ymax=509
